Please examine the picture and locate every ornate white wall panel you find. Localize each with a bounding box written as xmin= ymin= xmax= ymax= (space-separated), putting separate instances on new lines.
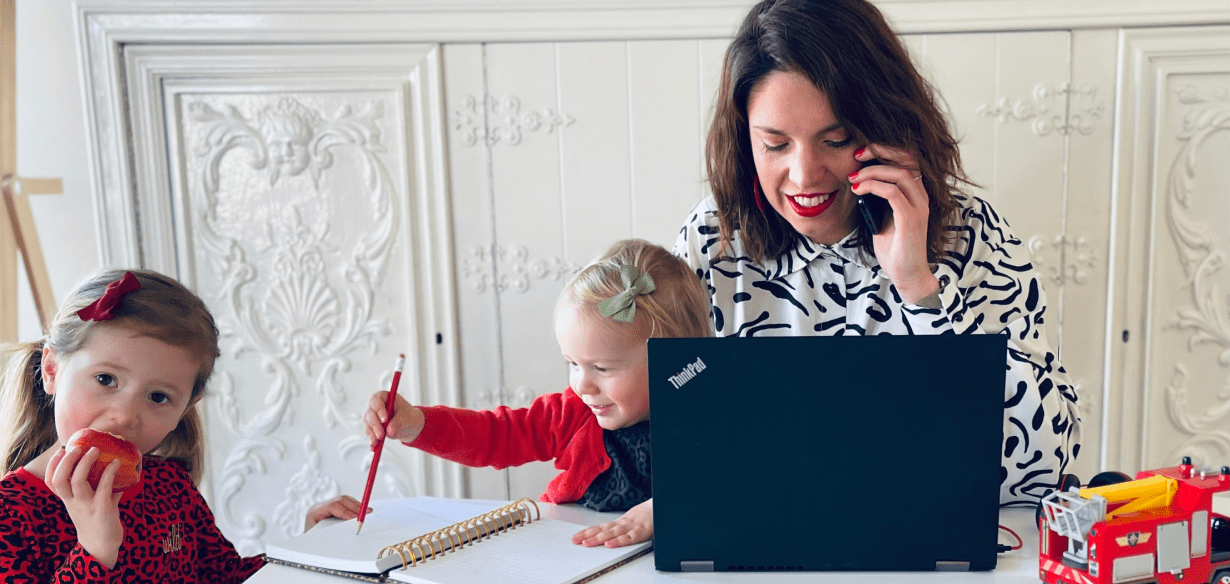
xmin=1106 ymin=26 xmax=1230 ymax=474
xmin=114 ymin=43 xmax=461 ymax=554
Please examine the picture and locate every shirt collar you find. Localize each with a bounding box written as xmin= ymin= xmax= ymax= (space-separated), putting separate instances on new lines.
xmin=766 ymin=229 xmax=881 ymax=279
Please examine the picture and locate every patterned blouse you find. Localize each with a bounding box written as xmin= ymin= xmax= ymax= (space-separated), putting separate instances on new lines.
xmin=673 ymin=194 xmax=1081 ymax=504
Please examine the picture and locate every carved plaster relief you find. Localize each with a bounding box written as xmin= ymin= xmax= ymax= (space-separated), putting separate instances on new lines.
xmin=270 ymin=435 xmax=340 ymax=537
xmin=453 ymin=95 xmax=575 ymax=146
xmin=461 ymin=243 xmax=581 ymax=294
xmin=1029 ymin=233 xmax=1099 ymax=286
xmin=185 ymin=94 xmax=402 ymax=552
xmin=476 ymin=385 xmax=541 ymax=409
xmin=977 ymin=83 xmax=1104 ymax=136
xmin=1160 ymin=84 xmax=1230 ymax=466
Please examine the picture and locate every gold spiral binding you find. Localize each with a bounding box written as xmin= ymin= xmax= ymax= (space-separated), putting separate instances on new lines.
xmin=378 ymin=499 xmax=541 ymax=570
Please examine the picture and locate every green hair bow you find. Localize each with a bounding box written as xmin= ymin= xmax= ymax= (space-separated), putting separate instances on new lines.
xmin=597 ymin=265 xmax=656 ymax=323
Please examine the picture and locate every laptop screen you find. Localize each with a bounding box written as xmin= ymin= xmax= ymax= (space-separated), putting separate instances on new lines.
xmin=649 ymin=334 xmax=1006 ymax=572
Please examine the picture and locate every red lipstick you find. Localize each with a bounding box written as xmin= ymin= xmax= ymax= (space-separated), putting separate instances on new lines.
xmin=786 ymin=191 xmax=838 ymax=218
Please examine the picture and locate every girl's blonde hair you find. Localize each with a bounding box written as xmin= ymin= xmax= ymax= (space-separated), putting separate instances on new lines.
xmin=561 ymin=239 xmax=712 ymax=339
xmin=0 ymin=269 xmax=219 ymax=483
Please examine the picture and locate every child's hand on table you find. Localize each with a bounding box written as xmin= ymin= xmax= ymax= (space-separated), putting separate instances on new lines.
xmin=571 ymin=498 xmax=653 ymax=548
xmin=305 ymin=495 xmax=371 ymax=531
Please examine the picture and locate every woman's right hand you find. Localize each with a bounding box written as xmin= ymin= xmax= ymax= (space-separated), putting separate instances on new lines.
xmin=363 ymin=391 xmax=425 ymax=448
xmin=851 ymin=143 xmax=938 ymax=304
xmin=46 ymin=445 xmax=125 ymax=570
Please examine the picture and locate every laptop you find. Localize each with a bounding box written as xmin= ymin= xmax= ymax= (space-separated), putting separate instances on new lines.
xmin=648 ymin=334 xmax=1007 ymax=572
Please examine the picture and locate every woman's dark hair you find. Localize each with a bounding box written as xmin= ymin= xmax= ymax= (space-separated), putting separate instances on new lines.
xmin=707 ymin=0 xmax=969 ymax=263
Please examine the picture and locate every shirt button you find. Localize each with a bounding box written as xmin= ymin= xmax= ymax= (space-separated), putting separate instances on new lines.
xmin=939 ymin=275 xmax=950 ymax=287
xmin=953 ymin=313 xmax=963 ymax=323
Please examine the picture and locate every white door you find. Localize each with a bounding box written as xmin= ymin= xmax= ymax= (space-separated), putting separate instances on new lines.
xmin=116 ymin=43 xmax=461 ymax=554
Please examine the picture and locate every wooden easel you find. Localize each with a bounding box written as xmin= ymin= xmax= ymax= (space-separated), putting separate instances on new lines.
xmin=1 ymin=0 xmax=60 ymax=341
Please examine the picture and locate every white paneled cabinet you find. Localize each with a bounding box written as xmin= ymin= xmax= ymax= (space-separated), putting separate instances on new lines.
xmin=75 ymin=1 xmax=1228 ymax=553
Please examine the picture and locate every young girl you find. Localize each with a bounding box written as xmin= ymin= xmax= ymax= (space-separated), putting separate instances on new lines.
xmin=364 ymin=239 xmax=711 ymax=548
xmin=0 ymin=269 xmax=349 ymax=581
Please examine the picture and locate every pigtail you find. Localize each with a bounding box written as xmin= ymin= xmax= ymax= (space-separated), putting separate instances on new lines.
xmin=0 ymin=341 xmax=57 ymax=474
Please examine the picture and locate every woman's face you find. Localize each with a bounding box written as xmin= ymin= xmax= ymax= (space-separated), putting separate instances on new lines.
xmin=747 ymin=70 xmax=861 ymax=245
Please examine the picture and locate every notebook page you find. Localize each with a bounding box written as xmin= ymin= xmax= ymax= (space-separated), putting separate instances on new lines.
xmin=266 ymin=497 xmax=505 ymax=574
xmin=386 ymin=519 xmax=652 ymax=584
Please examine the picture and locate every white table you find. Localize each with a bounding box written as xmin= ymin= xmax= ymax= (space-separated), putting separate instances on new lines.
xmin=247 ymin=503 xmax=1042 ymax=583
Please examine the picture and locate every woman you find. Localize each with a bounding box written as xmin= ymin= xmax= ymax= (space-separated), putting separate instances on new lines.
xmin=673 ymin=0 xmax=1080 ymax=504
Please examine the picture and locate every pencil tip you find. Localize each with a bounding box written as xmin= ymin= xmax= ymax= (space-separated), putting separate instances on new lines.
xmin=356 ymin=522 xmax=363 ymax=535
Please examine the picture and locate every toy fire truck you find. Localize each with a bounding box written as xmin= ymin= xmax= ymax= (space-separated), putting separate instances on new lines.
xmin=1038 ymin=458 xmax=1230 ymax=584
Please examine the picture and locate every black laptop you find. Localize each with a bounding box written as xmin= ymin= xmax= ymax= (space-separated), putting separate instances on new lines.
xmin=649 ymin=334 xmax=1006 ymax=572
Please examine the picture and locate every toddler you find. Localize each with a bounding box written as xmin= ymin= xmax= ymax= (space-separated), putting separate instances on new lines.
xmin=364 ymin=239 xmax=712 ymax=548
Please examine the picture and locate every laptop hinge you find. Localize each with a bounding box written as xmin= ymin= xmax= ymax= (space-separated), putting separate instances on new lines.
xmin=935 ymin=561 xmax=970 ymax=571
xmin=680 ymin=560 xmax=714 ymax=572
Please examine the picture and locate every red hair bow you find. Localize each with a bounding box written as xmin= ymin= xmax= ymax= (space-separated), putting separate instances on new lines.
xmin=77 ymin=271 xmax=141 ymax=321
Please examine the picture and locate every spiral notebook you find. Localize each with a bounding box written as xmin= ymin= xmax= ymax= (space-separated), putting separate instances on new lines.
xmin=264 ymin=497 xmax=651 ymax=584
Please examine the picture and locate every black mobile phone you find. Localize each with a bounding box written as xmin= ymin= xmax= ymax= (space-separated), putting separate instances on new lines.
xmin=856 ymin=159 xmax=889 ymax=234
xmin=857 ymin=194 xmax=889 ymax=234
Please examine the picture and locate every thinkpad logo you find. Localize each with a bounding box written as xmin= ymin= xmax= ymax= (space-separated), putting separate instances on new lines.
xmin=667 ymin=357 xmax=707 ymax=389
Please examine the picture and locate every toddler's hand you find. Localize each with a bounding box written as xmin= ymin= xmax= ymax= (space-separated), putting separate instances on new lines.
xmin=305 ymin=495 xmax=371 ymax=531
xmin=46 ymin=445 xmax=125 ymax=569
xmin=571 ymin=499 xmax=653 ymax=548
xmin=364 ymin=391 xmax=425 ymax=448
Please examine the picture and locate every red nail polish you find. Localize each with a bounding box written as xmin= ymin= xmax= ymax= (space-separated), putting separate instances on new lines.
xmin=855 ymin=147 xmax=866 ymax=158
xmin=852 ymin=183 xmax=861 ymax=190
xmin=848 ymin=171 xmax=858 ymax=181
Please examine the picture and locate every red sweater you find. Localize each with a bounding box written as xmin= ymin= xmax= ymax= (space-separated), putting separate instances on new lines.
xmin=0 ymin=457 xmax=264 ymax=583
xmin=409 ymin=388 xmax=611 ymax=504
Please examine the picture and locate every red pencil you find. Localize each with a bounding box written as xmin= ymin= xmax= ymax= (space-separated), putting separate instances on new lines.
xmin=356 ymin=353 xmax=405 ymax=535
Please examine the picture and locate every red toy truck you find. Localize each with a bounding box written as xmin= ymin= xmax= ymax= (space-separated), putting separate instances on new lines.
xmin=1038 ymin=458 xmax=1230 ymax=584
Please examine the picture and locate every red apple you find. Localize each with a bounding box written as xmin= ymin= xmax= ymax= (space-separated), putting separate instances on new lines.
xmin=65 ymin=428 xmax=142 ymax=492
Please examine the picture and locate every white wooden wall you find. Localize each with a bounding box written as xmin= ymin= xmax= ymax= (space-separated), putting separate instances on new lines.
xmin=74 ymin=1 xmax=1230 ymax=555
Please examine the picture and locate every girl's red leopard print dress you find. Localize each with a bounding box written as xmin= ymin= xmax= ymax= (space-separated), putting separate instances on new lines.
xmin=0 ymin=458 xmax=265 ymax=583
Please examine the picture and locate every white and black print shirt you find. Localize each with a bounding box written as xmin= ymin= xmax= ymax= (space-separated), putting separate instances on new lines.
xmin=673 ymin=194 xmax=1080 ymax=505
